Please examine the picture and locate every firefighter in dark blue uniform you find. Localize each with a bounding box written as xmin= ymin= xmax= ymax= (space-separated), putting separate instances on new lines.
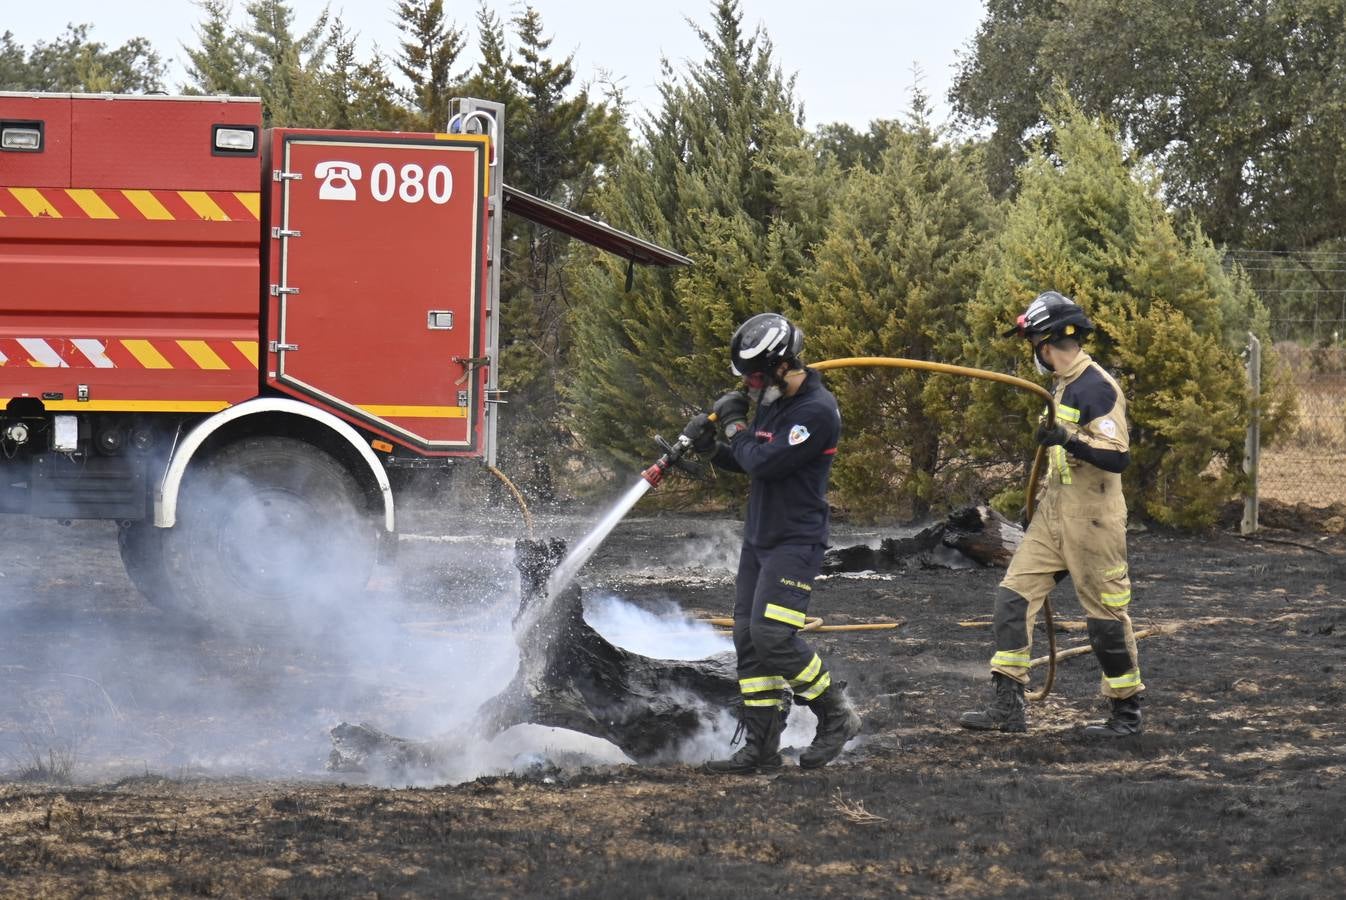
xmin=682 ymin=313 xmax=861 ymax=774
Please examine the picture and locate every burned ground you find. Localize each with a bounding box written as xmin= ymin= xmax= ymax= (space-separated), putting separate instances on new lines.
xmin=1 ymin=507 xmax=1343 ymax=898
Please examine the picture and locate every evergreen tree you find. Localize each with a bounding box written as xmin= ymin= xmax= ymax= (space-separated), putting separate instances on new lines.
xmin=240 ymin=0 xmax=330 ymax=126
xmin=963 ymin=91 xmax=1295 ymax=528
xmin=566 ymin=0 xmax=823 ymax=491
xmin=323 ymin=18 xmax=412 ymax=131
xmin=813 ymin=119 xmax=907 ymax=174
xmin=798 ymin=95 xmax=1001 ymax=520
xmin=183 ymin=0 xmax=252 ymax=96
xmin=393 ymin=0 xmax=465 ymax=130
xmin=459 ymin=2 xmax=515 ymax=110
xmin=464 ymin=5 xmax=628 ymax=501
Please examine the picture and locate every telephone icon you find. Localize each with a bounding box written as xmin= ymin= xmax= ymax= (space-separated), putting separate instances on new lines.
xmin=315 ymin=160 xmax=362 ymax=201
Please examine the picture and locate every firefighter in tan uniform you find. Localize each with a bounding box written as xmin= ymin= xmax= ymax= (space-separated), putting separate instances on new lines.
xmin=960 ymin=292 xmax=1145 ymax=737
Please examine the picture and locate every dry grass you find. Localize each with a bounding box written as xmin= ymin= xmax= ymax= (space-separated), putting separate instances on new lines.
xmin=829 ymin=788 xmax=887 ymax=826
xmin=9 ymin=735 xmax=79 ymax=785
xmin=1261 ymin=370 xmax=1346 ymax=505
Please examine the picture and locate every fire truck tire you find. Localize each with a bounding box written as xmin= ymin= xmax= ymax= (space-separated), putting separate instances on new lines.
xmin=117 ymin=520 xmax=174 ymax=605
xmin=161 ymin=436 xmax=379 ymax=626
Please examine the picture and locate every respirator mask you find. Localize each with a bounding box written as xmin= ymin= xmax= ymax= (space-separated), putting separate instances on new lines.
xmin=744 ymin=370 xmax=785 ymax=405
xmin=1032 ymin=339 xmax=1054 ymax=375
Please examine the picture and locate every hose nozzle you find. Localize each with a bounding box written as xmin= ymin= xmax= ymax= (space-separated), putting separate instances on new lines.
xmin=643 ymin=434 xmax=705 ymax=487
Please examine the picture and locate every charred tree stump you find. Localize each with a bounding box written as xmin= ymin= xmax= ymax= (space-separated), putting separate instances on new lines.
xmin=330 ymin=538 xmax=739 ymax=773
xmin=331 ymin=508 xmax=1015 ymax=774
xmin=476 ymin=538 xmax=738 ymax=763
xmin=823 ymin=505 xmax=1022 ymax=574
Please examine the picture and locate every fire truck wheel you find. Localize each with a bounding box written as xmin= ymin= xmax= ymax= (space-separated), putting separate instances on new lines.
xmin=161 ymin=436 xmax=379 ymax=627
xmin=118 ymin=520 xmax=173 ymax=605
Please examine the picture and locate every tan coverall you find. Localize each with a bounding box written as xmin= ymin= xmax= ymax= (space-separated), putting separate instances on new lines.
xmin=991 ymin=350 xmax=1144 ymax=700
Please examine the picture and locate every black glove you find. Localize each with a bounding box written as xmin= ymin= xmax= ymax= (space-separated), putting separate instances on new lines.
xmin=712 ymin=390 xmax=750 ymax=439
xmin=680 ymin=412 xmax=717 ymax=453
xmin=1035 ymin=421 xmax=1069 ymax=447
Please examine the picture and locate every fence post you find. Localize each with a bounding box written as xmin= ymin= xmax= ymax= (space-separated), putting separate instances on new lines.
xmin=1242 ymin=332 xmax=1261 ymax=534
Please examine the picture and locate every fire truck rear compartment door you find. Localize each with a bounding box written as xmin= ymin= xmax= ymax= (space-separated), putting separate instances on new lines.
xmin=271 ymin=134 xmax=487 ymax=452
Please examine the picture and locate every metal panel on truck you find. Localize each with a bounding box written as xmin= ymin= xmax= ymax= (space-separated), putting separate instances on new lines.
xmin=268 ymin=131 xmax=489 ymax=453
xmin=0 ymin=94 xmax=263 ymax=413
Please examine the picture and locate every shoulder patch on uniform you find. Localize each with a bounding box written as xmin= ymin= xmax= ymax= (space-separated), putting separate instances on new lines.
xmin=1099 ymin=418 xmax=1117 ymax=438
xmin=788 ymin=424 xmax=810 ymax=445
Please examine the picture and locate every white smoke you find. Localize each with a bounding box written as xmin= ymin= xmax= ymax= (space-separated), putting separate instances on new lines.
xmin=0 ymin=503 xmax=536 ymax=785
xmin=0 ymin=488 xmax=819 ymax=786
xmin=583 ymin=592 xmax=731 ymax=659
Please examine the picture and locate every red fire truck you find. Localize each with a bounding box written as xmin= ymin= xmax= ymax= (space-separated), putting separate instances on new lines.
xmin=0 ymin=92 xmax=687 ymax=615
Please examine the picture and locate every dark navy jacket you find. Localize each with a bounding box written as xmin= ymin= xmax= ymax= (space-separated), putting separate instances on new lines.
xmin=712 ymin=368 xmax=841 ymax=547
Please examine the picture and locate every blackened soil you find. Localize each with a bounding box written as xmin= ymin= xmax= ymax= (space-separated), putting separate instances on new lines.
xmin=1 ymin=514 xmax=1344 ymax=898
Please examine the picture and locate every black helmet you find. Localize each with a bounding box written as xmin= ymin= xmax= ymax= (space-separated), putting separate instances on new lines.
xmin=1003 ymin=291 xmax=1094 ymax=342
xmin=730 ymin=313 xmax=804 ymax=376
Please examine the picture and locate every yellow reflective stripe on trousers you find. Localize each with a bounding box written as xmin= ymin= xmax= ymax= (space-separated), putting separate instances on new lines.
xmin=991 ymin=650 xmax=1031 ymax=668
xmin=1102 ymin=564 xmax=1127 ymax=579
xmin=1054 ymin=444 xmax=1072 ymax=484
xmin=743 ymin=697 xmax=784 ymax=708
xmin=796 ymin=671 xmax=831 ymax=701
xmin=739 ymin=675 xmax=789 ymax=694
xmin=790 ymin=654 xmax=822 ymax=687
xmin=1106 ymin=669 xmax=1142 ymax=690
xmin=1057 ymin=404 xmax=1081 ymax=423
xmin=764 ymin=603 xmax=807 ymax=628
xmin=1101 ymin=589 xmax=1132 ymax=608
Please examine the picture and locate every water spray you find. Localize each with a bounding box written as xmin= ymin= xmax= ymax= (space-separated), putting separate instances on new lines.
xmin=545 ymin=414 xmax=719 ymax=598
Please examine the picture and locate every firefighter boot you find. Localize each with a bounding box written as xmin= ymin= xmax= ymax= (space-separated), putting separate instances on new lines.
xmin=959 ymin=673 xmax=1028 ymax=733
xmin=799 ymin=682 xmax=862 ymax=769
xmin=703 ymin=705 xmax=784 ymax=775
xmin=1082 ymin=695 xmax=1142 ymax=738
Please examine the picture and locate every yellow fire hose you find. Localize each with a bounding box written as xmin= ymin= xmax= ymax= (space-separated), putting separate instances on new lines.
xmin=700 ymin=617 xmax=902 ymax=633
xmin=810 ymin=357 xmax=1061 ymax=702
xmin=491 ymin=356 xmax=1063 ymax=698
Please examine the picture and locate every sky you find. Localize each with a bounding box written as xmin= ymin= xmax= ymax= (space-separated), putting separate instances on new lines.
xmin=6 ymin=1 xmax=989 ymax=130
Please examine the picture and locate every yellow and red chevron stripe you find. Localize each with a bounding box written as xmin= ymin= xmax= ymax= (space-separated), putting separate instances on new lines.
xmin=0 ymin=338 xmax=259 ymax=370
xmin=0 ymin=187 xmax=260 ymax=221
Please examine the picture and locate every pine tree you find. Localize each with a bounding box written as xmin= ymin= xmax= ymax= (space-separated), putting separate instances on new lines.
xmin=183 ymin=0 xmax=253 ymax=96
xmin=241 ymin=0 xmax=330 ymax=126
xmin=393 ymin=0 xmax=465 ymax=131
xmin=459 ymin=2 xmax=515 ymax=109
xmin=323 ymin=18 xmax=412 ymax=131
xmin=797 ymin=95 xmax=1001 ymax=520
xmin=963 ymin=90 xmax=1294 ymax=528
xmin=566 ymin=0 xmax=822 ymax=491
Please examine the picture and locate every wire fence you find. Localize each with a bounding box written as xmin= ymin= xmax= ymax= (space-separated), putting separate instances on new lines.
xmin=1233 ymin=245 xmax=1346 ymax=508
xmin=1256 ymin=338 xmax=1346 ymax=507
